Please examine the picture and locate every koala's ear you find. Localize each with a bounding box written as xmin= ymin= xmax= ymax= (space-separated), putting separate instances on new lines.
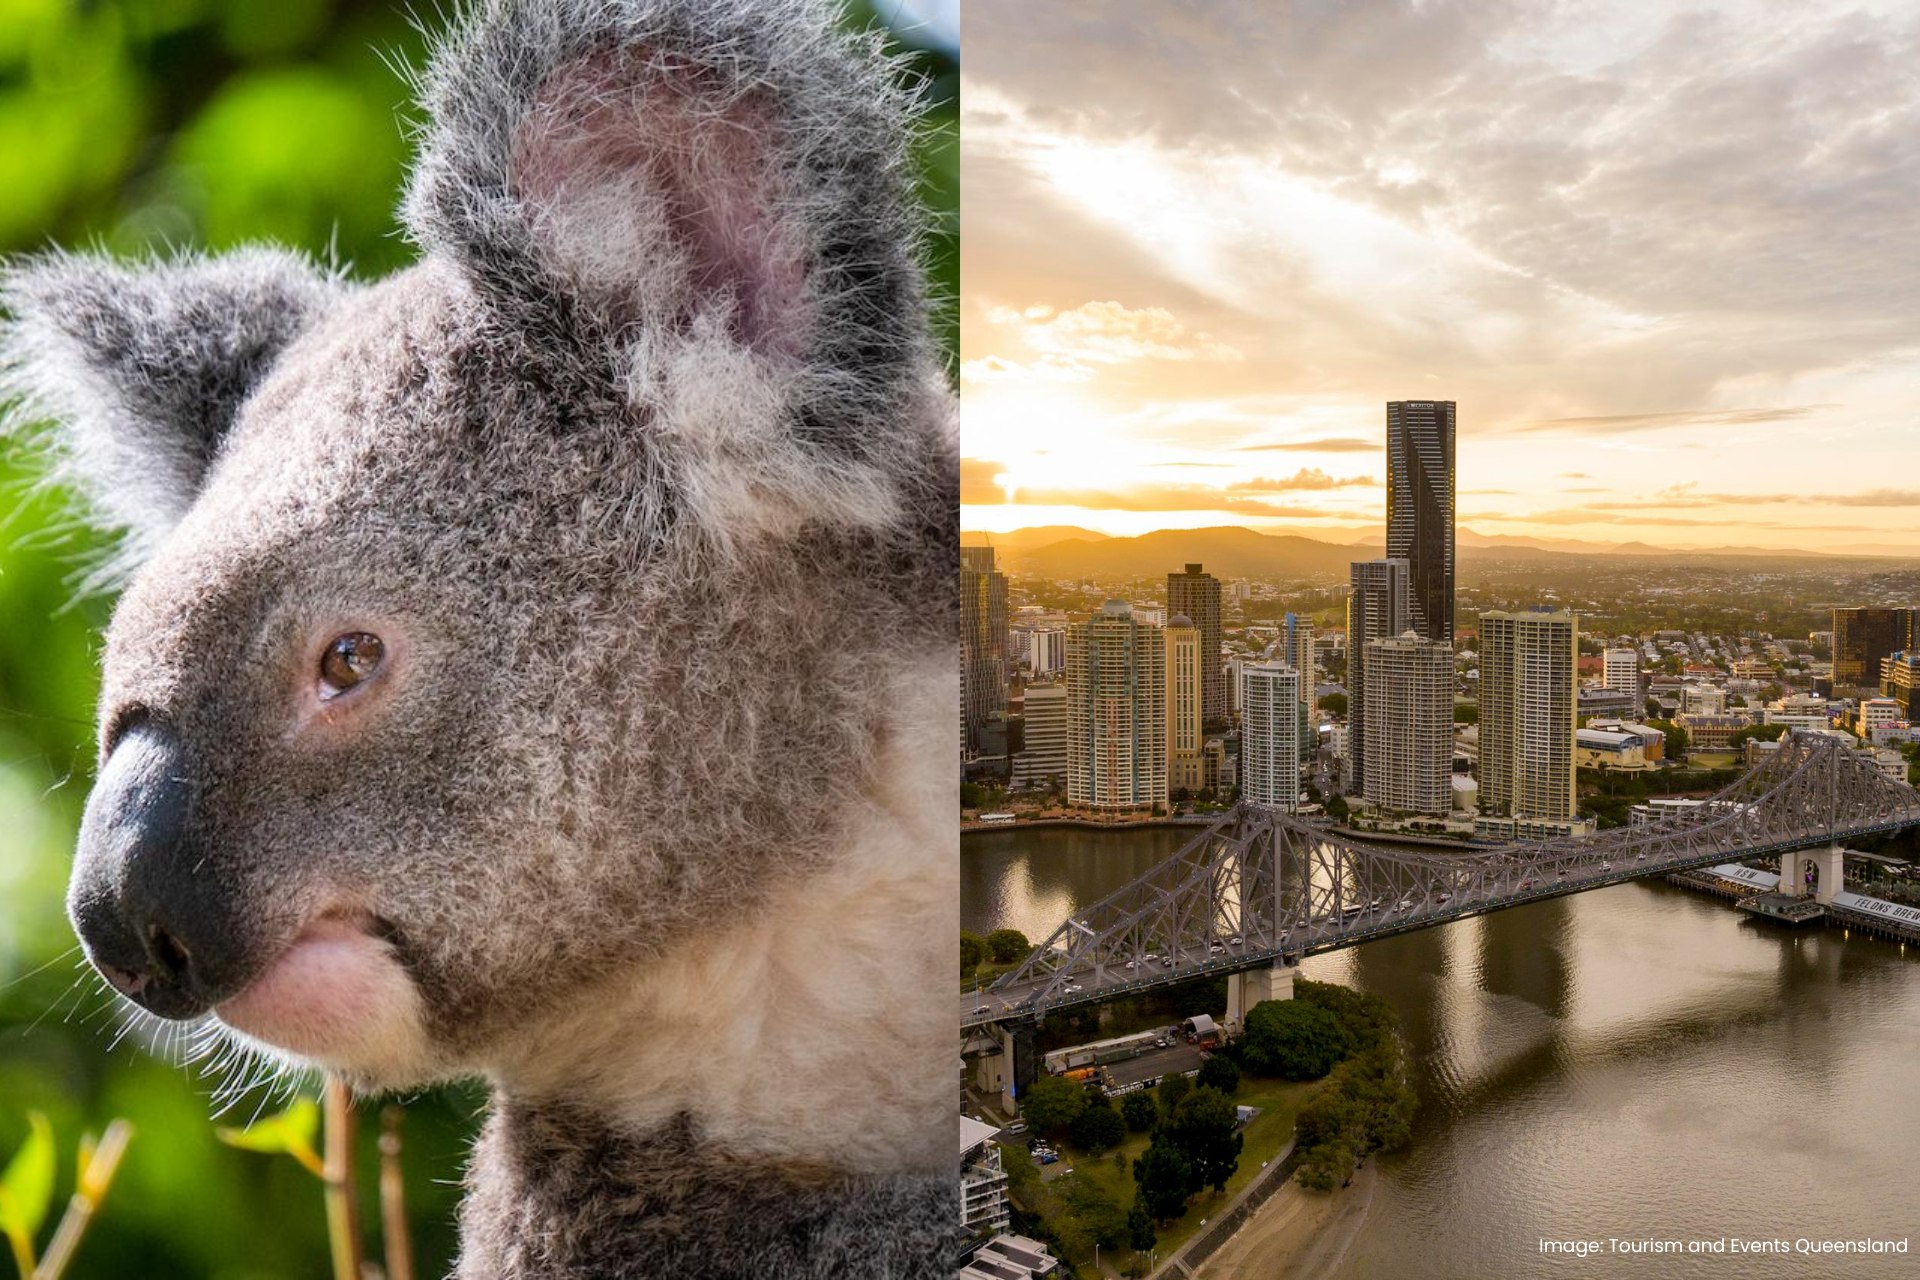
xmin=404 ymin=0 xmax=931 ymax=450
xmin=0 ymin=247 xmax=343 ymax=562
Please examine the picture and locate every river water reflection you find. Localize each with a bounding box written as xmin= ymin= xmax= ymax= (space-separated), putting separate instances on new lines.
xmin=964 ymin=825 xmax=1920 ymax=1278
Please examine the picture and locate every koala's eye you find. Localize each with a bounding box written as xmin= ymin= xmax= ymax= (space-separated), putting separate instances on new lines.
xmin=319 ymin=633 xmax=385 ymax=698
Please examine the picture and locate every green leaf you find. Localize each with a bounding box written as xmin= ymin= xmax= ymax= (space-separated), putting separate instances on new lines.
xmin=0 ymin=1111 xmax=56 ymax=1243
xmin=214 ymin=1097 xmax=320 ymax=1157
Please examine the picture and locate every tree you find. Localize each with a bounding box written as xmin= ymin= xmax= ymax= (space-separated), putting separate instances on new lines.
xmin=1650 ymin=719 xmax=1689 ymax=758
xmin=1127 ymin=1191 xmax=1157 ymax=1251
xmin=1167 ymin=1086 xmax=1242 ymax=1193
xmin=1156 ymin=1072 xmax=1191 ymax=1118
xmin=1021 ymin=1075 xmax=1088 ymax=1138
xmin=960 ymin=931 xmax=984 ymax=975
xmin=1326 ymin=794 xmax=1351 ymax=822
xmin=1121 ymin=1091 xmax=1159 ymax=1133
xmin=1132 ymin=1138 xmax=1192 ymax=1221
xmin=1242 ymin=999 xmax=1352 ymax=1080
xmin=1728 ymin=723 xmax=1788 ymax=749
xmin=1318 ymin=692 xmax=1348 ymax=716
xmin=1295 ymin=1138 xmax=1356 ymax=1192
xmin=1071 ymin=1097 xmax=1126 ymax=1154
xmin=984 ymin=928 xmax=1031 ymax=964
xmin=1453 ymin=700 xmax=1479 ymax=725
xmin=1195 ymin=1054 xmax=1240 ymax=1096
xmin=1062 ymin=1178 xmax=1127 ymax=1250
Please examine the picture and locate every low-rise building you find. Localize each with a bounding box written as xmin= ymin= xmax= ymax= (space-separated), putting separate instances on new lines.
xmin=1575 ymin=726 xmax=1660 ymax=771
xmin=1675 ymin=711 xmax=1754 ymax=751
xmin=961 ymin=1116 xmax=1011 ymax=1237
xmin=959 ymin=1233 xmax=1061 ymax=1280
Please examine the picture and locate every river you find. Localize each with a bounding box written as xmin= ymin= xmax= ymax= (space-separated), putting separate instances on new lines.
xmin=964 ymin=826 xmax=1920 ymax=1279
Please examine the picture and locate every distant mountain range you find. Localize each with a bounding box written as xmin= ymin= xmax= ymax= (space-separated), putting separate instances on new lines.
xmin=958 ymin=523 xmax=1909 ymax=578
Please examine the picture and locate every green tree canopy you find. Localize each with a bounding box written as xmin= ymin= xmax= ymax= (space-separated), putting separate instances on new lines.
xmin=1242 ymin=999 xmax=1353 ymax=1080
xmin=1121 ymin=1091 xmax=1159 ymax=1133
xmin=1195 ymin=1054 xmax=1240 ymax=1096
xmin=1127 ymin=1191 xmax=1157 ymax=1251
xmin=1020 ymin=1075 xmax=1087 ymax=1138
xmin=1070 ymin=1095 xmax=1126 ymax=1154
xmin=1318 ymin=692 xmax=1348 ymax=716
xmin=960 ymin=931 xmax=984 ymax=974
xmin=1156 ymin=1072 xmax=1191 ymax=1117
xmin=1166 ymin=1086 xmax=1242 ymax=1194
xmin=1132 ymin=1138 xmax=1193 ymax=1221
xmin=984 ymin=928 xmax=1031 ymax=964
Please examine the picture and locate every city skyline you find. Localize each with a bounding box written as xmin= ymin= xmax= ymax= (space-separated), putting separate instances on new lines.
xmin=960 ymin=0 xmax=1920 ymax=553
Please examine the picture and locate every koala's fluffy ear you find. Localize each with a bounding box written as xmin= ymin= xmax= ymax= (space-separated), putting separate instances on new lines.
xmin=0 ymin=247 xmax=343 ymax=565
xmin=404 ymin=0 xmax=931 ymax=455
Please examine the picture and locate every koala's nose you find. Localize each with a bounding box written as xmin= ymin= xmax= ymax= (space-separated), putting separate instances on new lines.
xmin=70 ymin=721 xmax=236 ymax=1019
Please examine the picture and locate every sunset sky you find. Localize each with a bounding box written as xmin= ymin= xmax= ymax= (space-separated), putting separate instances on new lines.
xmin=959 ymin=0 xmax=1920 ymax=553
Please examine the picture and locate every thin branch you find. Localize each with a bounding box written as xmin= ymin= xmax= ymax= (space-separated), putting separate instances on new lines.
xmin=378 ymin=1107 xmax=415 ymax=1280
xmin=322 ymin=1078 xmax=366 ymax=1280
xmin=34 ymin=1120 xmax=133 ymax=1280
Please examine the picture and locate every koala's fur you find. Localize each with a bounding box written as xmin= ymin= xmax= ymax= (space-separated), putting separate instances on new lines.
xmin=0 ymin=1 xmax=959 ymax=1275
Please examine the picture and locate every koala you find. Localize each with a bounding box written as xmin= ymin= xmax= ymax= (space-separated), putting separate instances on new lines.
xmin=0 ymin=1 xmax=959 ymax=1276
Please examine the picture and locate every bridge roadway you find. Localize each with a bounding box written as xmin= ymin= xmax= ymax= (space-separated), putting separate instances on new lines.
xmin=962 ymin=734 xmax=1920 ymax=1031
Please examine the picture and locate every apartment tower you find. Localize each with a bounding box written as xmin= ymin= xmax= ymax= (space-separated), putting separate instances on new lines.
xmin=1066 ymin=601 xmax=1168 ymax=811
xmin=1240 ymin=661 xmax=1303 ymax=810
xmin=960 ymin=545 xmax=1008 ymax=754
xmin=1167 ymin=564 xmax=1224 ymax=727
xmin=1362 ymin=632 xmax=1453 ymax=816
xmin=1166 ymin=615 xmax=1206 ymax=795
xmin=1479 ymin=610 xmax=1578 ymax=821
xmin=1347 ymin=558 xmax=1411 ymax=793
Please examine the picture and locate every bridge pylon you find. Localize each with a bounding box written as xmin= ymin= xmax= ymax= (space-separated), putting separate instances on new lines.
xmin=1779 ymin=844 xmax=1843 ymax=904
xmin=1226 ymin=959 xmax=1299 ymax=1028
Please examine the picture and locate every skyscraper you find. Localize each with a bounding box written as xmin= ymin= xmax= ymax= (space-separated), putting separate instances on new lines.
xmin=1362 ymin=632 xmax=1452 ymax=817
xmin=960 ymin=545 xmax=1008 ymax=754
xmin=1166 ymin=615 xmax=1205 ymax=794
xmin=1386 ymin=401 xmax=1456 ymax=645
xmin=1066 ymin=601 xmax=1167 ymax=810
xmin=1346 ymin=558 xmax=1410 ymax=793
xmin=1833 ymin=606 xmax=1915 ymax=690
xmin=1167 ymin=563 xmax=1224 ymax=726
xmin=1479 ymin=610 xmax=1578 ymax=821
xmin=1240 ymin=661 xmax=1302 ymax=810
xmin=1281 ymin=612 xmax=1316 ymax=717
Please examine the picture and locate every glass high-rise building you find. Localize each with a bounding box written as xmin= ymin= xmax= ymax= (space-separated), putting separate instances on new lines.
xmin=960 ymin=545 xmax=1008 ymax=754
xmin=1066 ymin=601 xmax=1167 ymax=811
xmin=1386 ymin=401 xmax=1456 ymax=645
xmin=1167 ymin=563 xmax=1224 ymax=727
xmin=1833 ymin=606 xmax=1915 ymax=690
xmin=1347 ymin=558 xmax=1410 ymax=793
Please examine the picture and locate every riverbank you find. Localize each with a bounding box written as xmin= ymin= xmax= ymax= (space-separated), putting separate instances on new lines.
xmin=1195 ymin=1157 xmax=1378 ymax=1280
xmin=962 ymin=814 xmax=1223 ymax=833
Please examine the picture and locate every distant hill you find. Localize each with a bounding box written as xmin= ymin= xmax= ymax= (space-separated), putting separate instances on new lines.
xmin=959 ymin=525 xmax=1109 ymax=551
xmin=1017 ymin=526 xmax=1364 ymax=580
xmin=989 ymin=522 xmax=1905 ymax=580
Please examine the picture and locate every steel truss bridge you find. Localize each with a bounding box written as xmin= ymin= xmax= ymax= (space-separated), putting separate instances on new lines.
xmin=964 ymin=732 xmax=1920 ymax=1031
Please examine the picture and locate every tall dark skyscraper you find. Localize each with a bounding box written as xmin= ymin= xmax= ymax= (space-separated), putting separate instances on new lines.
xmin=961 ymin=545 xmax=1008 ymax=754
xmin=1386 ymin=400 xmax=1456 ymax=645
xmin=1833 ymin=606 xmax=1915 ymax=691
xmin=1167 ymin=563 xmax=1224 ymax=727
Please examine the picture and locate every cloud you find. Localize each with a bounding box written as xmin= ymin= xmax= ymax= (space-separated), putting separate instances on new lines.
xmin=1517 ymin=406 xmax=1835 ymax=435
xmin=1233 ymin=438 xmax=1379 ymax=454
xmin=982 ymin=299 xmax=1243 ymax=366
xmin=959 ymin=457 xmax=1366 ymax=516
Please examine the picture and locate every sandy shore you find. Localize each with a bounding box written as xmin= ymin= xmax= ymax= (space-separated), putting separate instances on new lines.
xmin=1195 ymin=1158 xmax=1379 ymax=1280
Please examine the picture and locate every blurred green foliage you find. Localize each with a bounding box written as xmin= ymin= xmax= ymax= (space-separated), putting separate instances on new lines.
xmin=0 ymin=2 xmax=956 ymax=1277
